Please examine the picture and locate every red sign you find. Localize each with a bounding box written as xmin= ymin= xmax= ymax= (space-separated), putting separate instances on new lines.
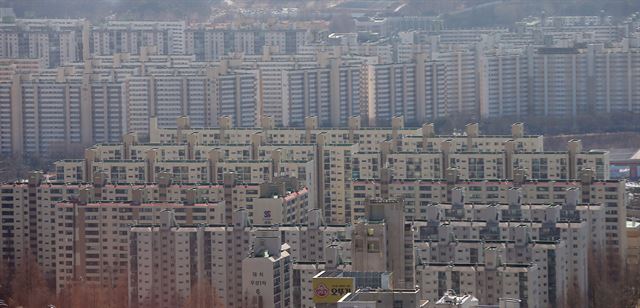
xmin=314 ymin=283 xmax=329 ymax=297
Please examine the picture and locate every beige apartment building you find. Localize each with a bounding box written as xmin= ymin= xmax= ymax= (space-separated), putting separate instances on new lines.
xmin=0 ymin=51 xmax=380 ymax=156
xmin=351 ymin=198 xmax=415 ymax=289
xmin=0 ymin=171 xmax=309 ymax=282
xmin=242 ymin=232 xmax=293 ymax=308
xmin=0 ymin=120 xmax=628 ymax=308
xmin=352 ymin=168 xmax=625 ymax=270
xmin=417 ymin=255 xmax=541 ymax=308
xmin=414 ymin=219 xmax=581 ymax=307
xmin=0 ymin=55 xmax=264 ymax=155
xmin=128 ymin=211 xmax=198 ymax=308
xmin=128 ymin=209 xmax=254 ymax=308
xmin=52 ymin=118 xmax=611 ymax=226
xmin=0 ymin=18 xmax=90 ymax=68
xmin=55 ymin=199 xmax=226 ymax=294
xmin=0 ymin=173 xmax=343 ymax=306
xmin=128 ymin=209 xmax=348 ymax=308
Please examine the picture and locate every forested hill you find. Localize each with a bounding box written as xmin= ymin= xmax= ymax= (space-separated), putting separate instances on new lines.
xmin=0 ymin=0 xmax=214 ymax=20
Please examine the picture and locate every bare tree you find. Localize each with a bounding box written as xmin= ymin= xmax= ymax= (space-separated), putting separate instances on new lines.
xmin=587 ymin=248 xmax=640 ymax=308
xmin=8 ymin=256 xmax=55 ymax=308
xmin=0 ymin=155 xmax=28 ymax=182
xmin=55 ymin=274 xmax=129 ymax=308
xmin=181 ymin=280 xmax=225 ymax=308
xmin=0 ymin=257 xmax=11 ymax=300
xmin=566 ymin=274 xmax=584 ymax=308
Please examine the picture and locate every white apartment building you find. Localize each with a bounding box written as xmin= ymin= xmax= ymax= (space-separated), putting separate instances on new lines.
xmin=0 ymin=18 xmax=89 ymax=67
xmin=417 ymin=254 xmax=541 ymax=308
xmin=0 ymin=121 xmax=628 ymax=308
xmin=185 ymin=28 xmax=308 ymax=61
xmin=91 ymin=21 xmax=186 ymax=56
xmin=0 ymin=56 xmax=264 ymax=155
xmin=363 ymin=53 xmax=448 ymax=125
xmin=432 ymin=48 xmax=479 ymax=117
xmin=1 ymin=62 xmax=103 ymax=153
xmin=128 ymin=211 xmax=200 ymax=308
xmin=282 ymin=59 xmax=362 ymax=127
xmin=481 ymin=44 xmax=640 ymax=118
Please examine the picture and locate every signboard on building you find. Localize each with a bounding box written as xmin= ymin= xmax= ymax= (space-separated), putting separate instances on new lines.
xmin=312 ymin=277 xmax=355 ymax=304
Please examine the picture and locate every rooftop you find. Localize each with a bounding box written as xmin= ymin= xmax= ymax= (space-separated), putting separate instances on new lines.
xmin=627 ymin=220 xmax=640 ymax=229
xmin=610 ymin=148 xmax=640 ymax=162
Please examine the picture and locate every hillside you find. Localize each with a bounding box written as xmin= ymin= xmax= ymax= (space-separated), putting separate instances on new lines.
xmin=0 ymin=0 xmax=214 ymax=20
xmin=544 ymin=132 xmax=640 ymax=151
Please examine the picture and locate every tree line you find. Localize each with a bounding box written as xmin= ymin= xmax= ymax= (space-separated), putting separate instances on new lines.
xmin=0 ymin=255 xmax=225 ymax=308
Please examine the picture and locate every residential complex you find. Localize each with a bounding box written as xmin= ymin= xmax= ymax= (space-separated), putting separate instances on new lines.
xmin=0 ymin=120 xmax=629 ymax=307
xmin=0 ymin=14 xmax=638 ymax=157
xmin=0 ymin=8 xmax=638 ymax=308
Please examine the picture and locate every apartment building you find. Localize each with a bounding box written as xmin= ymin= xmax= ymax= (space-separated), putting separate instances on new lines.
xmin=123 ymin=63 xmax=260 ymax=133
xmin=352 ymin=168 xmax=625 ymax=266
xmin=128 ymin=209 xmax=253 ymax=308
xmin=128 ymin=209 xmax=350 ymax=308
xmin=351 ymin=198 xmax=415 ymax=289
xmin=128 ymin=210 xmax=200 ymax=308
xmin=480 ymin=44 xmax=640 ymax=118
xmin=411 ymin=195 xmax=594 ymax=307
xmin=146 ymin=119 xmax=605 ymax=223
xmin=222 ymin=53 xmax=318 ymax=126
xmin=91 ymin=21 xmax=186 ymax=56
xmin=293 ymin=263 xmax=329 ymax=308
xmin=282 ymin=59 xmax=362 ymax=127
xmin=185 ymin=28 xmax=308 ymax=61
xmin=0 ymin=120 xmax=628 ymax=308
xmin=0 ymin=18 xmax=89 ymax=67
xmin=0 ymin=71 xmax=128 ymax=155
xmin=54 ymin=144 xmax=313 ymax=187
xmin=0 ymin=16 xmax=637 ymax=126
xmin=0 ymin=55 xmax=263 ymax=155
xmin=363 ymin=52 xmax=448 ymax=125
xmin=150 ymin=115 xmax=421 ymax=150
xmin=242 ymin=232 xmax=293 ymax=308
xmin=54 ymin=199 xmax=226 ymax=293
xmin=432 ymin=48 xmax=479 ymax=117
xmin=0 ymin=170 xmax=308 ymax=271
xmin=417 ymin=254 xmax=541 ymax=308
xmin=0 ymin=58 xmax=46 ymax=82
xmin=480 ymin=49 xmax=531 ymax=117
xmin=0 ymin=52 xmax=386 ymax=156
xmin=0 ymin=18 xmax=315 ymax=64
xmin=0 ymin=172 xmax=346 ymax=304
xmin=278 ymin=209 xmax=348 ymax=262
xmin=219 ymin=52 xmax=365 ymax=127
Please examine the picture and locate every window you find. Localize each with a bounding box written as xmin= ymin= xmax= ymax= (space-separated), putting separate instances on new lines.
xmin=468 ymin=158 xmax=484 ymax=179
xmin=532 ymin=158 xmax=548 ymax=179
xmin=367 ymin=241 xmax=380 ymax=253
